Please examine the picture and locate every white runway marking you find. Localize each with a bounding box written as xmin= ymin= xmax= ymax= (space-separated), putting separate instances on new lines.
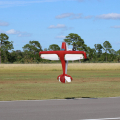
xmin=81 ymin=117 xmax=120 ymax=120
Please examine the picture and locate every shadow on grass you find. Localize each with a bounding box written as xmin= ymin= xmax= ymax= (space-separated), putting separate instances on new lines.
xmin=65 ymin=97 xmax=76 ymax=99
xmin=65 ymin=97 xmax=97 ymax=100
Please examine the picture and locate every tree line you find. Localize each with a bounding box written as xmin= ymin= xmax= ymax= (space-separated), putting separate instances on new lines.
xmin=0 ymin=33 xmax=120 ymax=63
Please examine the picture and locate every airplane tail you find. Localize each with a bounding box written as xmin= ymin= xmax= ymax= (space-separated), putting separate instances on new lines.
xmin=61 ymin=42 xmax=68 ymax=51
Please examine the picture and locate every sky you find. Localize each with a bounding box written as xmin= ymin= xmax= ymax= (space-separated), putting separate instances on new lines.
xmin=0 ymin=0 xmax=120 ymax=51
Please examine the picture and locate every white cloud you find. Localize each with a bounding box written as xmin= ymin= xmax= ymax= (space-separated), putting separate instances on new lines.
xmin=115 ymin=41 xmax=120 ymax=45
xmin=62 ymin=27 xmax=74 ymax=31
xmin=55 ymin=35 xmax=66 ymax=39
xmin=96 ymin=13 xmax=120 ymax=19
xmin=77 ymin=0 xmax=103 ymax=2
xmin=56 ymin=13 xmax=74 ymax=19
xmin=0 ymin=29 xmax=5 ymax=33
xmin=0 ymin=0 xmax=60 ymax=8
xmin=55 ymin=13 xmax=120 ymax=20
xmin=84 ymin=15 xmax=93 ymax=19
xmin=17 ymin=32 xmax=32 ymax=37
xmin=48 ymin=24 xmax=73 ymax=32
xmin=56 ymin=13 xmax=82 ymax=19
xmin=5 ymin=29 xmax=31 ymax=37
xmin=48 ymin=24 xmax=66 ymax=29
xmin=0 ymin=21 xmax=9 ymax=26
xmin=70 ymin=13 xmax=82 ymax=19
xmin=0 ymin=0 xmax=77 ymax=8
xmin=6 ymin=29 xmax=19 ymax=34
xmin=77 ymin=0 xmax=84 ymax=2
xmin=111 ymin=26 xmax=120 ymax=28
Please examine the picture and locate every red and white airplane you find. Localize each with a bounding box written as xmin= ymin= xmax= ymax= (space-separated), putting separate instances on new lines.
xmin=39 ymin=42 xmax=87 ymax=83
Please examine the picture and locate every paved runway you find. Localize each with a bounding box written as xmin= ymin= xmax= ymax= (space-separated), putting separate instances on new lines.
xmin=0 ymin=97 xmax=120 ymax=120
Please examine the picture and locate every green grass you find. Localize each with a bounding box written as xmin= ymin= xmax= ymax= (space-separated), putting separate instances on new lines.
xmin=0 ymin=64 xmax=120 ymax=101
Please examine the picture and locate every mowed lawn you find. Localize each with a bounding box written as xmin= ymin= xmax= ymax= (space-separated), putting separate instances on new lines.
xmin=0 ymin=63 xmax=120 ymax=101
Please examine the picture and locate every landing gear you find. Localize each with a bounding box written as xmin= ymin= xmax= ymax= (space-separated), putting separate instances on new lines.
xmin=57 ymin=74 xmax=73 ymax=83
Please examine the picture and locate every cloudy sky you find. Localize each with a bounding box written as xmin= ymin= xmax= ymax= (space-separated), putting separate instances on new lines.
xmin=0 ymin=0 xmax=120 ymax=51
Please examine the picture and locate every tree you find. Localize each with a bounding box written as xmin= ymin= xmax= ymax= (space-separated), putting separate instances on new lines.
xmin=87 ymin=47 xmax=96 ymax=61
xmin=64 ymin=33 xmax=87 ymax=51
xmin=0 ymin=36 xmax=1 ymax=63
xmin=44 ymin=48 xmax=48 ymax=51
xmin=116 ymin=49 xmax=120 ymax=62
xmin=9 ymin=50 xmax=23 ymax=63
xmin=103 ymin=41 xmax=112 ymax=61
xmin=22 ymin=40 xmax=42 ymax=63
xmin=109 ymin=49 xmax=116 ymax=55
xmin=23 ymin=40 xmax=42 ymax=51
xmin=48 ymin=44 xmax=60 ymax=51
xmin=0 ymin=33 xmax=14 ymax=63
xmin=109 ymin=49 xmax=117 ymax=61
xmin=94 ymin=44 xmax=103 ymax=59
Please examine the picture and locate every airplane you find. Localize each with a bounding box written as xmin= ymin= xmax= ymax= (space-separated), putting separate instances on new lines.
xmin=39 ymin=42 xmax=87 ymax=83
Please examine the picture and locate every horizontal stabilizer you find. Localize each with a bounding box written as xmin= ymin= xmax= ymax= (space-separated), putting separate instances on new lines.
xmin=65 ymin=54 xmax=84 ymax=60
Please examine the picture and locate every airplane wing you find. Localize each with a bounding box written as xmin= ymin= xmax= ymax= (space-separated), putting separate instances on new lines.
xmin=39 ymin=51 xmax=87 ymax=61
xmin=65 ymin=54 xmax=84 ymax=60
xmin=41 ymin=54 xmax=59 ymax=60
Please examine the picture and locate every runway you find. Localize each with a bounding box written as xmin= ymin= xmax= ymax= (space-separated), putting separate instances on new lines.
xmin=0 ymin=97 xmax=120 ymax=120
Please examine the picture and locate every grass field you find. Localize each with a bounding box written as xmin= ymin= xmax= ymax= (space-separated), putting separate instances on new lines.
xmin=0 ymin=63 xmax=120 ymax=101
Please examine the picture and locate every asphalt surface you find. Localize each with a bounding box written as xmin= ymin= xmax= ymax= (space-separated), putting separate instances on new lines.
xmin=0 ymin=97 xmax=120 ymax=120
